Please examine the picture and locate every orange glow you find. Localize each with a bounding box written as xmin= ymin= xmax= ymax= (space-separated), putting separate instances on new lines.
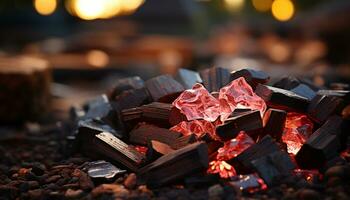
xmin=86 ymin=50 xmax=109 ymax=68
xmin=271 ymin=0 xmax=295 ymax=21
xmin=252 ymin=0 xmax=272 ymax=12
xmin=207 ymin=160 xmax=237 ymax=178
xmin=34 ymin=0 xmax=57 ymax=16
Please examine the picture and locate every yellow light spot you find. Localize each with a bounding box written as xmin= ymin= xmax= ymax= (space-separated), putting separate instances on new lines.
xmin=224 ymin=0 xmax=245 ymax=12
xmin=74 ymin=0 xmax=106 ymax=20
xmin=86 ymin=50 xmax=109 ymax=68
xmin=271 ymin=0 xmax=295 ymax=21
xmin=252 ymin=0 xmax=272 ymax=12
xmin=120 ymin=0 xmax=145 ymax=14
xmin=34 ymin=0 xmax=57 ymax=16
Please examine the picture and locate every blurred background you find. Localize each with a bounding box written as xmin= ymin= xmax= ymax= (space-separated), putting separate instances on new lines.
xmin=0 ymin=0 xmax=349 ymax=121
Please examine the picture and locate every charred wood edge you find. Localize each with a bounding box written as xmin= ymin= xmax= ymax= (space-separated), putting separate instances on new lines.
xmin=138 ymin=142 xmax=209 ymax=187
xmin=216 ymin=110 xmax=263 ymax=141
xmin=255 ymin=84 xmax=310 ymax=112
xmin=251 ymin=151 xmax=296 ymax=186
xmin=145 ymin=74 xmax=185 ymax=103
xmin=307 ymin=94 xmax=345 ymax=124
xmin=263 ymin=108 xmax=287 ymax=141
xmin=295 ymin=116 xmax=342 ymax=169
xmin=128 ymin=124 xmax=182 ymax=146
xmin=199 ymin=67 xmax=230 ymax=92
xmin=169 ymin=106 xmax=188 ymax=126
xmin=229 ymin=135 xmax=280 ymax=174
xmin=175 ymin=68 xmax=203 ymax=89
xmin=171 ymin=134 xmax=197 ymax=150
xmin=107 ymin=76 xmax=145 ymax=99
xmin=230 ymin=69 xmax=270 ymax=89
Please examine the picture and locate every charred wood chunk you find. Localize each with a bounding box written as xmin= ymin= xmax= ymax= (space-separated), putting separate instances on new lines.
xmin=263 ymin=108 xmax=287 ymax=141
xmin=229 ymin=135 xmax=280 ymax=173
xmin=108 ymin=76 xmax=144 ymax=99
xmin=230 ymin=69 xmax=270 ymax=89
xmin=129 ymin=124 xmax=182 ymax=146
xmin=295 ymin=120 xmax=341 ymax=169
xmin=0 ymin=56 xmax=51 ymax=123
xmin=78 ymin=131 xmax=146 ymax=172
xmin=140 ymin=102 xmax=172 ymax=128
xmin=139 ymin=142 xmax=209 ymax=187
xmin=199 ymin=67 xmax=230 ymax=92
xmin=112 ymin=88 xmax=151 ymax=112
xmin=70 ymin=106 xmax=85 ymax=122
xmin=146 ymin=140 xmax=175 ymax=162
xmin=317 ymin=90 xmax=350 ymax=103
xmin=145 ymin=75 xmax=184 ymax=103
xmin=175 ymin=68 xmax=203 ymax=89
xmin=83 ymin=95 xmax=118 ymax=127
xmin=251 ymin=151 xmax=296 ymax=186
xmin=171 ymin=134 xmax=197 ymax=150
xmin=273 ymin=76 xmax=319 ymax=91
xmin=307 ymin=95 xmax=344 ymax=124
xmin=216 ymin=110 xmax=263 ymax=141
xmin=120 ymin=107 xmax=143 ymax=130
xmin=290 ymin=84 xmax=316 ymax=101
xmin=77 ymin=119 xmax=124 ymax=139
xmin=185 ymin=174 xmax=220 ymax=188
xmin=255 ymin=84 xmax=310 ymax=112
xmin=169 ymin=107 xmax=188 ymax=126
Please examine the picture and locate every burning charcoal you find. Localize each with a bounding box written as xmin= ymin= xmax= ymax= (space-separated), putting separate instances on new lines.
xmin=290 ymin=84 xmax=316 ymax=101
xmin=146 ymin=140 xmax=175 ymax=161
xmin=145 ymin=75 xmax=184 ymax=103
xmin=138 ymin=142 xmax=208 ymax=187
xmin=78 ymin=119 xmax=124 ymax=139
xmin=263 ymin=108 xmax=287 ymax=141
xmin=175 ymin=68 xmax=203 ymax=89
xmin=228 ymin=174 xmax=267 ymax=192
xmin=170 ymin=120 xmax=218 ymax=140
xmin=112 ymin=88 xmax=151 ymax=112
xmin=199 ymin=67 xmax=230 ymax=92
xmin=86 ymin=160 xmax=126 ymax=181
xmin=171 ymin=134 xmax=197 ymax=150
xmin=307 ymin=95 xmax=344 ymax=124
xmin=251 ymin=151 xmax=296 ymax=186
xmin=229 ymin=135 xmax=280 ymax=173
xmin=0 ymin=56 xmax=51 ymax=123
xmin=317 ymin=90 xmax=350 ymax=103
xmin=217 ymin=132 xmax=255 ymax=161
xmin=295 ymin=119 xmax=342 ymax=169
xmin=255 ymin=84 xmax=310 ymax=112
xmin=230 ymin=69 xmax=270 ymax=89
xmin=108 ymin=76 xmax=145 ymax=99
xmin=129 ymin=124 xmax=182 ymax=146
xmin=169 ymin=107 xmax=188 ymax=126
xmin=216 ymin=110 xmax=263 ymax=141
xmin=207 ymin=160 xmax=237 ymax=178
xmin=77 ymin=131 xmax=146 ymax=172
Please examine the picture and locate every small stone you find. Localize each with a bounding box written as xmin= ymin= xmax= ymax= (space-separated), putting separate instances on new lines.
xmin=91 ymin=184 xmax=129 ymax=198
xmin=46 ymin=175 xmax=61 ymax=183
xmin=124 ymin=173 xmax=137 ymax=189
xmin=65 ymin=189 xmax=84 ymax=199
xmin=325 ymin=165 xmax=350 ymax=181
xmin=27 ymin=189 xmax=43 ymax=199
xmin=72 ymin=169 xmax=94 ymax=190
xmin=31 ymin=164 xmax=46 ymax=176
xmin=298 ymin=189 xmax=321 ymax=200
xmin=327 ymin=177 xmax=343 ymax=187
xmin=208 ymin=184 xmax=224 ymax=199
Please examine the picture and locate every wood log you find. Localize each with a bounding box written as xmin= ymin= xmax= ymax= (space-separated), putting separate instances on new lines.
xmin=0 ymin=56 xmax=51 ymax=123
xmin=138 ymin=142 xmax=208 ymax=187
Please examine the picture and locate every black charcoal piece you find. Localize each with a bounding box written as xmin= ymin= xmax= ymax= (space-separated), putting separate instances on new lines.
xmin=290 ymin=84 xmax=316 ymax=101
xmin=108 ymin=76 xmax=144 ymax=99
xmin=199 ymin=67 xmax=230 ymax=92
xmin=230 ymin=69 xmax=270 ymax=89
xmin=216 ymin=110 xmax=263 ymax=141
xmin=229 ymin=135 xmax=280 ymax=173
xmin=86 ymin=160 xmax=126 ymax=181
xmin=145 ymin=75 xmax=184 ymax=103
xmin=273 ymin=76 xmax=319 ymax=91
xmin=228 ymin=174 xmax=264 ymax=192
xmin=112 ymin=87 xmax=151 ymax=112
xmin=140 ymin=102 xmax=172 ymax=128
xmin=255 ymin=84 xmax=310 ymax=112
xmin=83 ymin=95 xmax=118 ymax=127
xmin=139 ymin=142 xmax=208 ymax=187
xmin=317 ymin=90 xmax=350 ymax=103
xmin=307 ymin=95 xmax=344 ymax=123
xmin=263 ymin=108 xmax=287 ymax=141
xmin=146 ymin=140 xmax=175 ymax=162
xmin=120 ymin=107 xmax=143 ymax=130
xmin=251 ymin=151 xmax=296 ymax=186
xmin=175 ymin=68 xmax=203 ymax=89
xmin=171 ymin=134 xmax=197 ymax=150
xmin=169 ymin=107 xmax=188 ymax=126
xmin=129 ymin=124 xmax=182 ymax=146
xmin=77 ymin=119 xmax=124 ymax=139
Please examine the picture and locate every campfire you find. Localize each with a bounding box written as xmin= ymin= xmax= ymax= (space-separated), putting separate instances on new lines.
xmin=73 ymin=67 xmax=349 ymax=192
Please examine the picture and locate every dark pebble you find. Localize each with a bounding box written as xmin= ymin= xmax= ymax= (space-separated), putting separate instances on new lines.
xmin=298 ymin=189 xmax=321 ymax=200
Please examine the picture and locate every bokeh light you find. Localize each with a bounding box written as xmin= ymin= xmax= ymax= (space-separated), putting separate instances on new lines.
xmin=34 ymin=0 xmax=57 ymax=16
xmin=271 ymin=0 xmax=295 ymax=21
xmin=252 ymin=0 xmax=272 ymax=12
xmin=224 ymin=0 xmax=245 ymax=12
xmin=86 ymin=50 xmax=110 ymax=68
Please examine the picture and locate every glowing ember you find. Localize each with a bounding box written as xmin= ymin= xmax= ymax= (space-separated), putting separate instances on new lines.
xmin=282 ymin=112 xmax=313 ymax=155
xmin=229 ymin=174 xmax=267 ymax=192
xmin=133 ymin=146 xmax=148 ymax=155
xmin=207 ymin=160 xmax=237 ymax=178
xmin=293 ymin=169 xmax=319 ymax=183
xmin=170 ymin=120 xmax=220 ymax=140
xmin=219 ymin=77 xmax=267 ymax=120
xmin=173 ymin=83 xmax=221 ymax=122
xmin=217 ymin=131 xmax=255 ymax=161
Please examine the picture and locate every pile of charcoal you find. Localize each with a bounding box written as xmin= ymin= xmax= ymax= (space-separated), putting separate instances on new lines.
xmin=1 ymin=67 xmax=350 ymax=199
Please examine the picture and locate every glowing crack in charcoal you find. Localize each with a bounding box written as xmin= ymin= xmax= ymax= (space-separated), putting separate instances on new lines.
xmin=207 ymin=160 xmax=237 ymax=178
xmin=173 ymin=83 xmax=221 ymax=122
xmin=133 ymin=145 xmax=148 ymax=155
xmin=293 ymin=169 xmax=319 ymax=183
xmin=170 ymin=120 xmax=221 ymax=140
xmin=219 ymin=77 xmax=267 ymax=120
xmin=217 ymin=131 xmax=255 ymax=161
xmin=229 ymin=174 xmax=267 ymax=192
xmin=282 ymin=112 xmax=313 ymax=155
